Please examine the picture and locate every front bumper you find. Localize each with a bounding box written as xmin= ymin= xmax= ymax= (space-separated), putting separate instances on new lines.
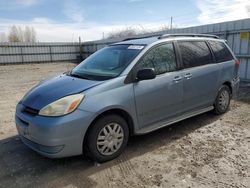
xmin=15 ymin=102 xmax=94 ymax=158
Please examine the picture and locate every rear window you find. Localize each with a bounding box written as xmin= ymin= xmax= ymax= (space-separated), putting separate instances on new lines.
xmin=208 ymin=41 xmax=234 ymax=63
xmin=178 ymin=41 xmax=213 ymax=68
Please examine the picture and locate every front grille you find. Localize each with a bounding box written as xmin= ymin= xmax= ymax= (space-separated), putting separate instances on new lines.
xmin=22 ymin=105 xmax=39 ymax=116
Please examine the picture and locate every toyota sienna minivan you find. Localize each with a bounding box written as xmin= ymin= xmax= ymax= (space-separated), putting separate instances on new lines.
xmin=16 ymin=34 xmax=240 ymax=162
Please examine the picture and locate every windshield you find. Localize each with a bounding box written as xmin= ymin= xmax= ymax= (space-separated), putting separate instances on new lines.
xmin=70 ymin=44 xmax=144 ymax=80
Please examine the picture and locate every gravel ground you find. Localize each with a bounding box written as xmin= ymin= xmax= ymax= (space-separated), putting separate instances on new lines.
xmin=0 ymin=63 xmax=249 ymax=188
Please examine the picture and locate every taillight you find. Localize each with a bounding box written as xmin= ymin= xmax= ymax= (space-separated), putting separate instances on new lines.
xmin=234 ymin=59 xmax=240 ymax=77
xmin=235 ymin=59 xmax=240 ymax=66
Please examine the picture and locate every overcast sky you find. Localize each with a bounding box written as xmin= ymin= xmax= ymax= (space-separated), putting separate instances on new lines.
xmin=0 ymin=0 xmax=249 ymax=42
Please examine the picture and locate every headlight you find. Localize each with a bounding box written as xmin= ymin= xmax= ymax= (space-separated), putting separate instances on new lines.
xmin=39 ymin=93 xmax=84 ymax=116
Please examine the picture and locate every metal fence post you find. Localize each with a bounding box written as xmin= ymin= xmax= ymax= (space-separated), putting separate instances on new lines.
xmin=20 ymin=45 xmax=24 ymax=64
xmin=49 ymin=45 xmax=52 ymax=62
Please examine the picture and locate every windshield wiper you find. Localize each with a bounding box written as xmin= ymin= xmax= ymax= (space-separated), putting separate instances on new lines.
xmin=68 ymin=72 xmax=90 ymax=80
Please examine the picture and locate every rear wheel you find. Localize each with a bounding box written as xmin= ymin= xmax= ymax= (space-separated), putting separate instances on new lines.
xmin=84 ymin=114 xmax=129 ymax=162
xmin=213 ymin=85 xmax=231 ymax=115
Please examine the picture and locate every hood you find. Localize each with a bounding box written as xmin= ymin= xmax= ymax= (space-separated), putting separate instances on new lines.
xmin=21 ymin=74 xmax=102 ymax=110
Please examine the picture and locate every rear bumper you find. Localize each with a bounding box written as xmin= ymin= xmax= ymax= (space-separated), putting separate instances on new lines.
xmin=15 ymin=102 xmax=94 ymax=158
xmin=232 ymin=77 xmax=240 ymax=99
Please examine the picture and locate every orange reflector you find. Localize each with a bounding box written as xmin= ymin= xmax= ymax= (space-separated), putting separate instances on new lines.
xmin=67 ymin=99 xmax=81 ymax=113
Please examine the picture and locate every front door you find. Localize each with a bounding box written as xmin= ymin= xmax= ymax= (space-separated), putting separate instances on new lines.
xmin=133 ymin=43 xmax=183 ymax=128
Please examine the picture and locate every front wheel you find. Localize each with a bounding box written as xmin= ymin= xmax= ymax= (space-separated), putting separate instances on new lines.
xmin=84 ymin=114 xmax=129 ymax=162
xmin=213 ymin=85 xmax=231 ymax=115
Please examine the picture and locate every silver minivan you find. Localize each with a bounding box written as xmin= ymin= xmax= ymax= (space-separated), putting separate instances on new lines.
xmin=16 ymin=34 xmax=240 ymax=162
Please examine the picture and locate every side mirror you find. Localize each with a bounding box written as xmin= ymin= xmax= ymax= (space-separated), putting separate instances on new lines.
xmin=136 ymin=68 xmax=156 ymax=81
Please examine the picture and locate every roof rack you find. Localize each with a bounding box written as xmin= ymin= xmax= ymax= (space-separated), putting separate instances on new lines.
xmin=158 ymin=33 xmax=220 ymax=39
xmin=122 ymin=34 xmax=161 ymax=41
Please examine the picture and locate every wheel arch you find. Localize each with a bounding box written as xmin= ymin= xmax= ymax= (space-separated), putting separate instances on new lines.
xmin=222 ymin=81 xmax=232 ymax=95
xmin=82 ymin=108 xmax=135 ymax=151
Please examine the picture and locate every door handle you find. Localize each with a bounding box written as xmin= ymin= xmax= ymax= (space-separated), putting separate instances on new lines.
xmin=184 ymin=73 xmax=192 ymax=79
xmin=173 ymin=76 xmax=182 ymax=82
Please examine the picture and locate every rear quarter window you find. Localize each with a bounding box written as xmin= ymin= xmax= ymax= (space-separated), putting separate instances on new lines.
xmin=178 ymin=41 xmax=213 ymax=69
xmin=208 ymin=41 xmax=234 ymax=63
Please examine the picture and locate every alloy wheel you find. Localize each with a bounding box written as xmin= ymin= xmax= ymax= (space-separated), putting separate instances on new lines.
xmin=96 ymin=123 xmax=124 ymax=156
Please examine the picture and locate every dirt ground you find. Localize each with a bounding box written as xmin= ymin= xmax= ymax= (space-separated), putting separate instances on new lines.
xmin=0 ymin=63 xmax=249 ymax=188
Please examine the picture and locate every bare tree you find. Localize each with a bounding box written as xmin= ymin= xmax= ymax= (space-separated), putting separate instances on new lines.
xmin=17 ymin=26 xmax=24 ymax=42
xmin=8 ymin=25 xmax=21 ymax=42
xmin=159 ymin=24 xmax=170 ymax=31
xmin=30 ymin=27 xmax=37 ymax=42
xmin=24 ymin=26 xmax=36 ymax=42
xmin=24 ymin=26 xmax=31 ymax=42
xmin=0 ymin=32 xmax=7 ymax=42
xmin=105 ymin=24 xmax=173 ymax=40
xmin=106 ymin=27 xmax=137 ymax=39
xmin=8 ymin=25 xmax=37 ymax=42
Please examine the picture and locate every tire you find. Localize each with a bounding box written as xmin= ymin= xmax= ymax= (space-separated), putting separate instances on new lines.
xmin=84 ymin=114 xmax=129 ymax=162
xmin=213 ymin=85 xmax=231 ymax=115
